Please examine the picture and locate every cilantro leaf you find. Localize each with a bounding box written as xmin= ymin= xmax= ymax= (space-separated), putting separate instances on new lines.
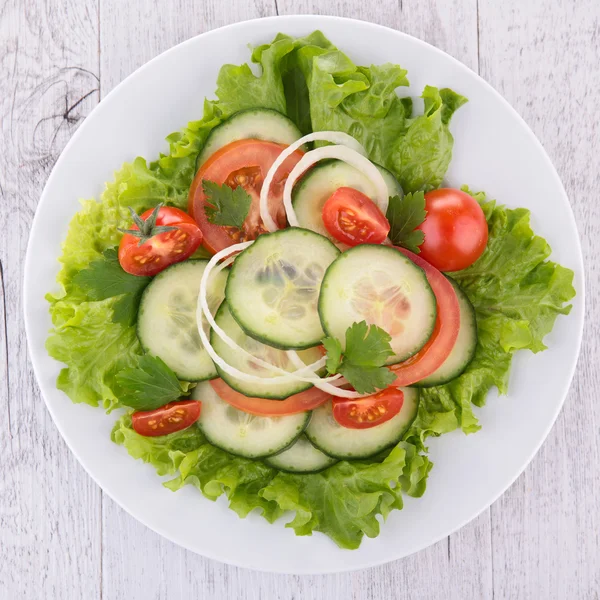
xmin=339 ymin=364 xmax=396 ymax=395
xmin=342 ymin=321 xmax=395 ymax=366
xmin=203 ymin=180 xmax=252 ymax=228
xmin=322 ymin=336 xmax=343 ymax=374
xmin=322 ymin=321 xmax=396 ymax=394
xmin=115 ymin=355 xmax=187 ymax=411
xmin=72 ymin=248 xmax=151 ymax=325
xmin=386 ymin=192 xmax=427 ymax=253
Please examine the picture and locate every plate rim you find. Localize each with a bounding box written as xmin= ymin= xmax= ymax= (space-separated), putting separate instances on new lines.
xmin=23 ymin=14 xmax=585 ymax=574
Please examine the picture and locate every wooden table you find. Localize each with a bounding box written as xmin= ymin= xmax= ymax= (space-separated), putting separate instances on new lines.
xmin=1 ymin=1 xmax=598 ymax=598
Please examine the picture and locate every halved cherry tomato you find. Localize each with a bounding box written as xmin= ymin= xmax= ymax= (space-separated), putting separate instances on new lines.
xmin=322 ymin=187 xmax=390 ymax=246
xmin=417 ymin=188 xmax=488 ymax=272
xmin=210 ymin=378 xmax=330 ymax=417
xmin=189 ymin=140 xmax=304 ymax=254
xmin=390 ymin=248 xmax=460 ymax=386
xmin=118 ymin=204 xmax=202 ymax=276
xmin=332 ymin=387 xmax=404 ymax=429
xmin=131 ymin=400 xmax=201 ymax=437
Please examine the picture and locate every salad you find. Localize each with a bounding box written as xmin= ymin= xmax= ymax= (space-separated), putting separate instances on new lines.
xmin=46 ymin=31 xmax=576 ymax=550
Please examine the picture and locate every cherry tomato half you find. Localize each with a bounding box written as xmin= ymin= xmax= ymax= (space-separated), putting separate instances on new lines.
xmin=210 ymin=378 xmax=330 ymax=417
xmin=322 ymin=187 xmax=390 ymax=246
xmin=118 ymin=204 xmax=202 ymax=276
xmin=417 ymin=188 xmax=488 ymax=272
xmin=390 ymin=248 xmax=460 ymax=386
xmin=189 ymin=139 xmax=304 ymax=254
xmin=332 ymin=387 xmax=404 ymax=429
xmin=131 ymin=400 xmax=201 ymax=437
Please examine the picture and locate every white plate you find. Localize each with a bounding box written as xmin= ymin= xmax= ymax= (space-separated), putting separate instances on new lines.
xmin=24 ymin=16 xmax=584 ymax=574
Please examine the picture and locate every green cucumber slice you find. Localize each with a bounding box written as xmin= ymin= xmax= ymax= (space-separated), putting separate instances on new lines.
xmin=264 ymin=434 xmax=338 ymax=473
xmin=305 ymin=387 xmax=419 ymax=460
xmin=226 ymin=228 xmax=340 ymax=349
xmin=137 ymin=260 xmax=227 ymax=381
xmin=193 ymin=381 xmax=309 ymax=458
xmin=415 ymin=277 xmax=478 ymax=387
xmin=292 ymin=159 xmax=402 ymax=242
xmin=318 ymin=244 xmax=436 ymax=365
xmin=196 ymin=108 xmax=303 ymax=170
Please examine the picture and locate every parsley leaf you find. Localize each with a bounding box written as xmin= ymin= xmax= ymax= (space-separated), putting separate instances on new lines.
xmin=386 ymin=192 xmax=427 ymax=253
xmin=338 ymin=364 xmax=395 ymax=395
xmin=72 ymin=248 xmax=151 ymax=325
xmin=203 ymin=180 xmax=252 ymax=228
xmin=115 ymin=355 xmax=187 ymax=411
xmin=323 ymin=321 xmax=396 ymax=394
xmin=342 ymin=321 xmax=395 ymax=367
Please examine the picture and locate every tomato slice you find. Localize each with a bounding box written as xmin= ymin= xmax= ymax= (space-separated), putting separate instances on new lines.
xmin=210 ymin=378 xmax=330 ymax=417
xmin=390 ymin=248 xmax=461 ymax=386
xmin=189 ymin=140 xmax=304 ymax=254
xmin=322 ymin=187 xmax=390 ymax=246
xmin=131 ymin=400 xmax=201 ymax=437
xmin=118 ymin=205 xmax=203 ymax=276
xmin=332 ymin=387 xmax=404 ymax=429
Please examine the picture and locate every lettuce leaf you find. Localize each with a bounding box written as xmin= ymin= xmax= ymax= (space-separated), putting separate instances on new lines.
xmin=405 ymin=189 xmax=576 ymax=445
xmin=111 ymin=413 xmax=205 ymax=475
xmin=112 ymin=414 xmax=282 ymax=522
xmin=111 ymin=414 xmax=431 ymax=549
xmin=250 ymin=32 xmax=467 ymax=192
xmin=262 ymin=442 xmax=431 ymax=549
xmin=46 ymin=298 xmax=142 ymax=411
xmin=390 ymin=86 xmax=467 ymax=192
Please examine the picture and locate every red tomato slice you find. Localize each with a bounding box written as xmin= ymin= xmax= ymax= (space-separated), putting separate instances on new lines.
xmin=332 ymin=387 xmax=404 ymax=429
xmin=210 ymin=378 xmax=330 ymax=417
xmin=390 ymin=248 xmax=460 ymax=386
xmin=322 ymin=187 xmax=390 ymax=246
xmin=189 ymin=140 xmax=304 ymax=254
xmin=417 ymin=188 xmax=488 ymax=272
xmin=131 ymin=400 xmax=201 ymax=437
xmin=118 ymin=205 xmax=203 ymax=276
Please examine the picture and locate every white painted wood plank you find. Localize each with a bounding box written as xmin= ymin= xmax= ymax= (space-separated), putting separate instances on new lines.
xmin=0 ymin=1 xmax=102 ymax=598
xmin=478 ymin=0 xmax=600 ymax=598
xmin=277 ymin=0 xmax=480 ymax=71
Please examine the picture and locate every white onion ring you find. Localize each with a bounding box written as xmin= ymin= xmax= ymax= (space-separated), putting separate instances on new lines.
xmin=259 ymin=131 xmax=367 ymax=232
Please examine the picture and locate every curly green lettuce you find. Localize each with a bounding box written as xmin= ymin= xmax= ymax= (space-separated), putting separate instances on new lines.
xmin=111 ymin=414 xmax=431 ymax=549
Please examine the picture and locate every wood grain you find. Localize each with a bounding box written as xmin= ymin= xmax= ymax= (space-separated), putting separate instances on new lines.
xmin=1 ymin=0 xmax=598 ymax=597
xmin=478 ymin=1 xmax=600 ymax=597
xmin=0 ymin=1 xmax=102 ymax=599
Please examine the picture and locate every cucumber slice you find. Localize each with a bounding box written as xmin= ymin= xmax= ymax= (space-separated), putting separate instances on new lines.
xmin=305 ymin=387 xmax=419 ymax=460
xmin=193 ymin=381 xmax=309 ymax=458
xmin=137 ymin=260 xmax=227 ymax=381
xmin=264 ymin=434 xmax=338 ymax=473
xmin=292 ymin=160 xmax=402 ymax=242
xmin=226 ymin=228 xmax=340 ymax=349
xmin=211 ymin=301 xmax=323 ymax=399
xmin=416 ymin=278 xmax=478 ymax=387
xmin=318 ymin=245 xmax=436 ymax=364
xmin=196 ymin=108 xmax=303 ymax=169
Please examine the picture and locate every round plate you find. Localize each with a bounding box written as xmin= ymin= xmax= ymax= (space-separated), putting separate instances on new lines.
xmin=24 ymin=16 xmax=584 ymax=573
